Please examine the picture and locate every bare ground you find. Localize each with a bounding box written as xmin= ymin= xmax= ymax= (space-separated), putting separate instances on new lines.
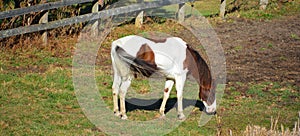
xmin=215 ymin=15 xmax=300 ymax=87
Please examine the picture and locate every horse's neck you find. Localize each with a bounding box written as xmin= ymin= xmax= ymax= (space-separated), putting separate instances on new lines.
xmin=193 ymin=62 xmax=211 ymax=88
xmin=185 ymin=47 xmax=212 ymax=88
xmin=198 ymin=61 xmax=212 ymax=89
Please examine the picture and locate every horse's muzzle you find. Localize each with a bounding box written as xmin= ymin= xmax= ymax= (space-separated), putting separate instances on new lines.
xmin=204 ymin=107 xmax=217 ymax=115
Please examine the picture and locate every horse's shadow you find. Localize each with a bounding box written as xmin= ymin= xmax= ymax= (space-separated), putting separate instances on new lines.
xmin=124 ymin=98 xmax=205 ymax=113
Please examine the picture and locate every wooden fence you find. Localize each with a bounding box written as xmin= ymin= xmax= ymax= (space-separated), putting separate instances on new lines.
xmin=0 ymin=0 xmax=194 ymax=42
xmin=0 ymin=0 xmax=269 ymax=41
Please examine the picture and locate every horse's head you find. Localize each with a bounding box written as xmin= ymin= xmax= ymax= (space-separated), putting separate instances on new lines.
xmin=184 ymin=44 xmax=217 ymax=115
xmin=199 ymin=81 xmax=216 ymax=115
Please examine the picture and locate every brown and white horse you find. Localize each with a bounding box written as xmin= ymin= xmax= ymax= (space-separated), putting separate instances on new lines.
xmin=111 ymin=35 xmax=216 ymax=120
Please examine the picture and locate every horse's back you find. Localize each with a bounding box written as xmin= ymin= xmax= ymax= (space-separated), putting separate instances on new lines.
xmin=112 ymin=35 xmax=189 ymax=77
xmin=112 ymin=35 xmax=187 ymax=60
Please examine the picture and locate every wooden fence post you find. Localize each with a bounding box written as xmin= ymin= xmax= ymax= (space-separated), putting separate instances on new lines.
xmin=135 ymin=0 xmax=144 ymax=28
xmin=178 ymin=3 xmax=185 ymax=23
xmin=259 ymin=0 xmax=268 ymax=10
xmin=91 ymin=1 xmax=99 ymax=36
xmin=135 ymin=11 xmax=144 ymax=28
xmin=39 ymin=11 xmax=48 ymax=45
xmin=220 ymin=0 xmax=226 ymax=18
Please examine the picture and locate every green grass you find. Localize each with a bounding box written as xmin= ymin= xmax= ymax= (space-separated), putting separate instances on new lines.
xmin=0 ymin=47 xmax=104 ymax=135
xmin=193 ymin=0 xmax=219 ymax=17
xmin=192 ymin=0 xmax=300 ymax=20
xmin=1 ymin=40 xmax=299 ymax=136
xmin=291 ymin=33 xmax=300 ymax=40
xmin=94 ymin=64 xmax=299 ymax=135
xmin=228 ymin=0 xmax=300 ymax=20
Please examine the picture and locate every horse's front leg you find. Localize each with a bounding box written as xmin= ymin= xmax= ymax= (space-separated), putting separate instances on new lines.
xmin=119 ymin=77 xmax=131 ymax=120
xmin=159 ymin=80 xmax=174 ymax=118
xmin=175 ymin=74 xmax=186 ymax=120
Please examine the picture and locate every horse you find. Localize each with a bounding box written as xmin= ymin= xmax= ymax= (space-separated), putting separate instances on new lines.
xmin=110 ymin=35 xmax=216 ymax=120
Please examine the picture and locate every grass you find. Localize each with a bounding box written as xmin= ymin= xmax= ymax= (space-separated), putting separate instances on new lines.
xmin=1 ymin=37 xmax=299 ymax=135
xmin=227 ymin=0 xmax=300 ymax=20
xmin=188 ymin=0 xmax=300 ymax=20
xmin=244 ymin=116 xmax=300 ymax=136
xmin=291 ymin=33 xmax=300 ymax=40
xmin=193 ymin=0 xmax=219 ymax=17
xmin=0 ymin=45 xmax=104 ymax=135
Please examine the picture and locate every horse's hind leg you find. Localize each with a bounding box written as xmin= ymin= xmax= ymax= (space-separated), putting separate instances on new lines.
xmin=159 ymin=80 xmax=174 ymax=118
xmin=112 ymin=72 xmax=121 ymax=117
xmin=175 ymin=74 xmax=186 ymax=120
xmin=119 ymin=77 xmax=131 ymax=120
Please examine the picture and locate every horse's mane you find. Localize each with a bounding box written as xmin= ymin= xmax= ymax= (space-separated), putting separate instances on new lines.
xmin=186 ymin=45 xmax=212 ymax=90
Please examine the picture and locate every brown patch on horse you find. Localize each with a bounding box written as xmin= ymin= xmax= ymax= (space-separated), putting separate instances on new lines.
xmin=131 ymin=43 xmax=157 ymax=77
xmin=145 ymin=37 xmax=167 ymax=43
xmin=136 ymin=43 xmax=156 ymax=65
xmin=164 ymin=88 xmax=169 ymax=93
xmin=184 ymin=44 xmax=215 ymax=105
xmin=115 ymin=45 xmax=157 ymax=77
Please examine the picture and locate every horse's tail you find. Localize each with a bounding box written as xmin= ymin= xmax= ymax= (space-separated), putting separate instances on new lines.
xmin=112 ymin=45 xmax=157 ymax=77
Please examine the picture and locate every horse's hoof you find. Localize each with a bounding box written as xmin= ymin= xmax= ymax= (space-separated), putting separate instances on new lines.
xmin=114 ymin=111 xmax=121 ymax=117
xmin=159 ymin=114 xmax=166 ymax=119
xmin=121 ymin=115 xmax=128 ymax=120
xmin=178 ymin=114 xmax=186 ymax=120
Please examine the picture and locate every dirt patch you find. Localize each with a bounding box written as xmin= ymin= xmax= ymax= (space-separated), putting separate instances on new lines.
xmin=215 ymin=15 xmax=300 ymax=87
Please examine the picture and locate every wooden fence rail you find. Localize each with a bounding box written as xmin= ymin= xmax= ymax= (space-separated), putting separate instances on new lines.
xmin=0 ymin=0 xmax=193 ymax=39
xmin=0 ymin=0 xmax=94 ymax=20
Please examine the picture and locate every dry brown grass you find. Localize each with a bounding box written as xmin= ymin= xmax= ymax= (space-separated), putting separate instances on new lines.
xmin=243 ymin=112 xmax=300 ymax=136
